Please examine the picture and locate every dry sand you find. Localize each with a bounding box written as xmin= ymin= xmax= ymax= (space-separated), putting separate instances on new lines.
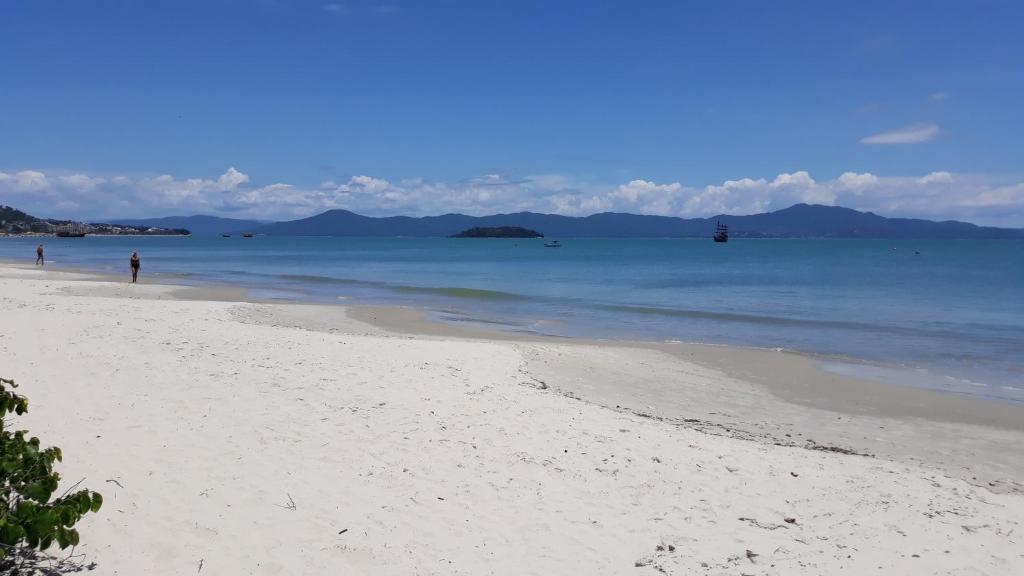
xmin=1 ymin=265 xmax=1022 ymax=575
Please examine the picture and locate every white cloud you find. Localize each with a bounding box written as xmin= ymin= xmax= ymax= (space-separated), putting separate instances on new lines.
xmin=860 ymin=123 xmax=941 ymax=145
xmin=346 ymin=175 xmax=390 ymax=193
xmin=836 ymin=172 xmax=879 ymax=192
xmin=959 ymin=182 xmax=1024 ymax=208
xmin=918 ymin=171 xmax=953 ymax=184
xmin=609 ymin=180 xmax=684 ymax=215
xmin=682 ymin=178 xmax=770 ymax=216
xmin=612 ymin=180 xmax=681 ymax=206
xmin=217 ymin=167 xmax=250 ymax=190
xmin=0 ymin=170 xmax=50 ymax=192
xmin=59 ymin=174 xmax=105 ymax=191
xmin=2 ymin=166 xmax=1024 ymax=227
xmin=765 ymin=171 xmax=834 ymax=205
xmin=770 ymin=171 xmax=815 ymax=189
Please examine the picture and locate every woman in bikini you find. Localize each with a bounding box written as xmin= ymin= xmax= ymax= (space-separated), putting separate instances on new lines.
xmin=130 ymin=251 xmax=140 ymax=283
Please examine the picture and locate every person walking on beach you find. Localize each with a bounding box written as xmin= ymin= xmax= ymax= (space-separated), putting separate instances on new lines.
xmin=130 ymin=251 xmax=140 ymax=283
xmin=35 ymin=244 xmax=44 ymax=266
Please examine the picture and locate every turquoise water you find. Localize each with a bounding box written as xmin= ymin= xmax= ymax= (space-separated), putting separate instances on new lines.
xmin=3 ymin=236 xmax=1022 ymax=402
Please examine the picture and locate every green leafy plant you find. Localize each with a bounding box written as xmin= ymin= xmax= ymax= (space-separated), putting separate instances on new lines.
xmin=0 ymin=376 xmax=102 ymax=566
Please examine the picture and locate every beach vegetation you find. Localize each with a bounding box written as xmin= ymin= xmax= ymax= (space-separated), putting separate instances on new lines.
xmin=0 ymin=376 xmax=102 ymax=566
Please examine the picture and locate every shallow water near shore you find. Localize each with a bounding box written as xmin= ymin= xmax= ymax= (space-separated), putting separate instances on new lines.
xmin=3 ymin=235 xmax=1022 ymax=401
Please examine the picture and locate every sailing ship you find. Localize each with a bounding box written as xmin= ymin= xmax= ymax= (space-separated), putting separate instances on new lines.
xmin=713 ymin=221 xmax=728 ymax=243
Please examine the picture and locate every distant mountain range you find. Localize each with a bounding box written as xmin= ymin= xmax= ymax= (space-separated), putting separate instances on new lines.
xmin=9 ymin=204 xmax=1024 ymax=238
xmin=243 ymin=204 xmax=1024 ymax=239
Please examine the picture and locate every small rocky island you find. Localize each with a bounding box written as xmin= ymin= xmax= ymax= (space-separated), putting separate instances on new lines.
xmin=450 ymin=226 xmax=544 ymax=238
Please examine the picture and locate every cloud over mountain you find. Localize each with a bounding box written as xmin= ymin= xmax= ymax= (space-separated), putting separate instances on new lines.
xmin=2 ymin=166 xmax=1023 ymax=227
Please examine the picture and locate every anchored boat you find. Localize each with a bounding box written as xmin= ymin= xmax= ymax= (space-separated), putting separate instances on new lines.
xmin=713 ymin=221 xmax=728 ymax=243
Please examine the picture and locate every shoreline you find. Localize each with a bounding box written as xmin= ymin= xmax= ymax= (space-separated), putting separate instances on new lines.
xmin=347 ymin=304 xmax=1024 ymax=425
xmin=5 ymin=256 xmax=1020 ymax=410
xmin=3 ymin=264 xmax=1023 ymax=574
xmin=5 ymin=263 xmax=1023 ymax=491
xmin=6 ymin=256 xmax=1023 ymax=411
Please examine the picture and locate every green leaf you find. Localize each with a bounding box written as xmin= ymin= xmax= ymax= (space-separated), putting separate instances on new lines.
xmin=24 ymin=481 xmax=52 ymax=502
xmin=0 ymin=375 xmax=101 ymax=556
xmin=15 ymin=500 xmax=37 ymax=518
xmin=77 ymin=493 xmax=92 ymax=515
xmin=0 ymin=523 xmax=25 ymax=546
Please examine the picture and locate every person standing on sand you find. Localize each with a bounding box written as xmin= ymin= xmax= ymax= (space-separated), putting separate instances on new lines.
xmin=35 ymin=244 xmax=44 ymax=266
xmin=130 ymin=251 xmax=140 ymax=283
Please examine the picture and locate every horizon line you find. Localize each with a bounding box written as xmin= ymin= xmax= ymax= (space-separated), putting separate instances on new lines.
xmin=84 ymin=203 xmax=1021 ymax=230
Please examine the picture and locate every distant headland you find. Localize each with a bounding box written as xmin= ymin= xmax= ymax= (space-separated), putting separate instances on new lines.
xmin=450 ymin=226 xmax=544 ymax=238
xmin=1 ymin=205 xmax=189 ymax=237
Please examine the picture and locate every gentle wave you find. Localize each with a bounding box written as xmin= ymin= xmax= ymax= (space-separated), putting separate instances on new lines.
xmin=389 ymin=285 xmax=528 ymax=301
xmin=275 ymin=274 xmax=366 ymax=285
xmin=599 ymin=303 xmax=889 ymax=329
xmin=597 ymin=303 xmax=1024 ymax=344
xmin=232 ymin=269 xmax=1024 ymax=343
xmin=224 ymin=269 xmax=531 ymax=301
xmin=222 ymin=270 xmax=376 ymax=287
xmin=149 ymin=271 xmax=198 ymax=279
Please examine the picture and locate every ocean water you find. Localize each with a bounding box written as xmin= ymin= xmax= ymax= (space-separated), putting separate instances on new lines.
xmin=2 ymin=236 xmax=1022 ymax=402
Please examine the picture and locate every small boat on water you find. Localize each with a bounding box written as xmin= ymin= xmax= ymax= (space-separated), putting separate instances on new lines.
xmin=242 ymin=233 xmax=254 ymax=238
xmin=544 ymin=240 xmax=561 ymax=248
xmin=221 ymin=234 xmax=231 ymax=238
xmin=713 ymin=221 xmax=729 ymax=243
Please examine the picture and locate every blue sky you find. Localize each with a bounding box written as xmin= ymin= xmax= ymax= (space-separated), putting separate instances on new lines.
xmin=2 ymin=0 xmax=1023 ymax=225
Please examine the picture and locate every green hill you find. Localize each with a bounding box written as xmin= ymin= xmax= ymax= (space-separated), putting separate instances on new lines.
xmin=0 ymin=205 xmax=36 ymax=222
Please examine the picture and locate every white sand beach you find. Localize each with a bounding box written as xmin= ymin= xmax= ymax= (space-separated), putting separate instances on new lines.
xmin=2 ymin=265 xmax=1022 ymax=575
